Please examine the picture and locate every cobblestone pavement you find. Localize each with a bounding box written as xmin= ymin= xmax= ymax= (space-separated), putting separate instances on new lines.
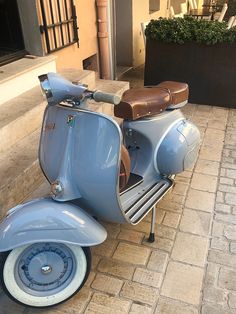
xmin=0 ymin=69 xmax=236 ymax=313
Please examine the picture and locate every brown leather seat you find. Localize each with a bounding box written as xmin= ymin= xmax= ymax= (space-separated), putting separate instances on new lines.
xmin=114 ymin=81 xmax=189 ymax=120
xmin=119 ymin=145 xmax=131 ymax=192
xmin=157 ymin=81 xmax=189 ymax=108
xmin=114 ymin=87 xmax=170 ymax=121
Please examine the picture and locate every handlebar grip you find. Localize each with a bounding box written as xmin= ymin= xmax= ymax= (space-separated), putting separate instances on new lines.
xmin=93 ymin=90 xmax=121 ymax=105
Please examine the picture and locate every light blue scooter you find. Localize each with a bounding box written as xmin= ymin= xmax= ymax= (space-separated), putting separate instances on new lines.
xmin=0 ymin=73 xmax=200 ymax=307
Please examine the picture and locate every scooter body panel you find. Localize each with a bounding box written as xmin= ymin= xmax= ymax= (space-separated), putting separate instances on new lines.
xmin=123 ymin=109 xmax=200 ymax=177
xmin=119 ymin=109 xmax=200 ymax=223
xmin=40 ymin=105 xmax=127 ymax=223
xmin=0 ymin=73 xmax=202 ymax=308
xmin=0 ymin=198 xmax=107 ymax=252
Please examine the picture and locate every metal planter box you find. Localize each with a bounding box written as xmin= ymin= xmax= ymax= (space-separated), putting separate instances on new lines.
xmin=144 ymin=40 xmax=236 ymax=107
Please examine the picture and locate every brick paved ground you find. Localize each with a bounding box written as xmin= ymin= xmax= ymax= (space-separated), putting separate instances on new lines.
xmin=0 ymin=67 xmax=236 ymax=313
xmin=202 ymin=108 xmax=236 ymax=314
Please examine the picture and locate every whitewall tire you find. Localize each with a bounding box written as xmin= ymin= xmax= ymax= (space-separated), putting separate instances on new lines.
xmin=0 ymin=243 xmax=91 ymax=308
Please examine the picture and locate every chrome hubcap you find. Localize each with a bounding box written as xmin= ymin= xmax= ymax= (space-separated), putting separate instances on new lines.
xmin=15 ymin=243 xmax=76 ymax=297
xmin=41 ymin=265 xmax=52 ymax=274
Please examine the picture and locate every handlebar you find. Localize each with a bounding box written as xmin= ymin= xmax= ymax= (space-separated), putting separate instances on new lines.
xmin=93 ymin=90 xmax=121 ymax=105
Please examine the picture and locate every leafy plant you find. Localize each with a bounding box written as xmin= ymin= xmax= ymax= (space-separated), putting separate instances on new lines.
xmin=145 ymin=17 xmax=236 ymax=45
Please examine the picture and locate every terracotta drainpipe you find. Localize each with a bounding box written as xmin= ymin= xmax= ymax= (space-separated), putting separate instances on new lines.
xmin=96 ymin=0 xmax=110 ymax=79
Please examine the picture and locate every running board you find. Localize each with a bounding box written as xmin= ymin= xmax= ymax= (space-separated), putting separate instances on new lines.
xmin=124 ymin=178 xmax=173 ymax=224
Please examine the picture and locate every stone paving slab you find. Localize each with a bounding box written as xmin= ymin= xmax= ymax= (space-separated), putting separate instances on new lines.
xmin=1 ymin=67 xmax=236 ymax=313
xmin=202 ymin=108 xmax=236 ymax=314
xmin=161 ymin=261 xmax=204 ymax=305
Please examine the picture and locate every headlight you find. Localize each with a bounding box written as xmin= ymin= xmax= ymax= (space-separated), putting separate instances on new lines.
xmin=38 ymin=74 xmax=53 ymax=101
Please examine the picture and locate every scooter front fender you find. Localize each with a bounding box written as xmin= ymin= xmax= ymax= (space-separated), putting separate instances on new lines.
xmin=0 ymin=198 xmax=107 ymax=252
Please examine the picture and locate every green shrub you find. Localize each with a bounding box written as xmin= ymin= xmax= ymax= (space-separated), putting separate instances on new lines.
xmin=145 ymin=17 xmax=236 ymax=45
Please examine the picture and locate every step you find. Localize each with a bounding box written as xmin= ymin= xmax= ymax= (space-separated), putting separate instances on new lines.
xmin=0 ymin=86 xmax=45 ymax=154
xmin=0 ymin=75 xmax=129 ymax=218
xmin=59 ymin=68 xmax=96 ymax=90
xmin=24 ymin=181 xmax=50 ymax=202
xmin=95 ymin=78 xmax=129 ymax=96
xmin=0 ymin=70 xmax=96 ymax=155
xmin=121 ymin=178 xmax=173 ymax=224
xmin=92 ymin=79 xmax=129 ymax=116
xmin=0 ymin=56 xmax=57 ymax=105
xmin=0 ymin=129 xmax=44 ymax=220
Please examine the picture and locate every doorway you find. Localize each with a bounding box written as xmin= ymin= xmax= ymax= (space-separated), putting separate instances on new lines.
xmin=0 ymin=0 xmax=26 ymax=66
xmin=114 ymin=0 xmax=133 ymax=79
xmin=107 ymin=0 xmax=133 ymax=80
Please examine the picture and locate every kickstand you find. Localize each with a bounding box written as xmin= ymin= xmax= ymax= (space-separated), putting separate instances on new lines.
xmin=147 ymin=206 xmax=156 ymax=243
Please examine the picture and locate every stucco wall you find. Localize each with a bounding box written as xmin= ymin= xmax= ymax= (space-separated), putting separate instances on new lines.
xmin=35 ymin=0 xmax=169 ymax=72
xmin=36 ymin=0 xmax=98 ymax=70
xmin=171 ymin=0 xmax=185 ymax=14
xmin=132 ymin=0 xmax=169 ymax=68
xmin=171 ymin=0 xmax=200 ymax=15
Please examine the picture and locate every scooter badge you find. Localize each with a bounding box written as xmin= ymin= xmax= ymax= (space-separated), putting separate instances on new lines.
xmin=67 ymin=115 xmax=75 ymax=127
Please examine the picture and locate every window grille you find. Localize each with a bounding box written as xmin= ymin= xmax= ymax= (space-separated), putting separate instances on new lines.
xmin=39 ymin=0 xmax=79 ymax=53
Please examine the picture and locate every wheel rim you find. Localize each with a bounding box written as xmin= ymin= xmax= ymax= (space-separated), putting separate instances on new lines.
xmin=15 ymin=243 xmax=76 ymax=297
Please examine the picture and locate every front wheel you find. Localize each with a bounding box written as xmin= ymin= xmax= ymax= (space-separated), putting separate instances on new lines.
xmin=0 ymin=242 xmax=91 ymax=308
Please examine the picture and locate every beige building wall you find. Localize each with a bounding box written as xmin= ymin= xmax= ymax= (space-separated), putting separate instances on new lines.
xmin=132 ymin=0 xmax=169 ymax=67
xmin=171 ymin=0 xmax=184 ymax=14
xmin=36 ymin=0 xmax=99 ymax=71
xmin=171 ymin=0 xmax=200 ymax=15
xmin=35 ymin=0 xmax=170 ymax=73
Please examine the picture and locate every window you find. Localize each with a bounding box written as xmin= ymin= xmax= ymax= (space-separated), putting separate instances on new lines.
xmin=39 ymin=0 xmax=79 ymax=53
